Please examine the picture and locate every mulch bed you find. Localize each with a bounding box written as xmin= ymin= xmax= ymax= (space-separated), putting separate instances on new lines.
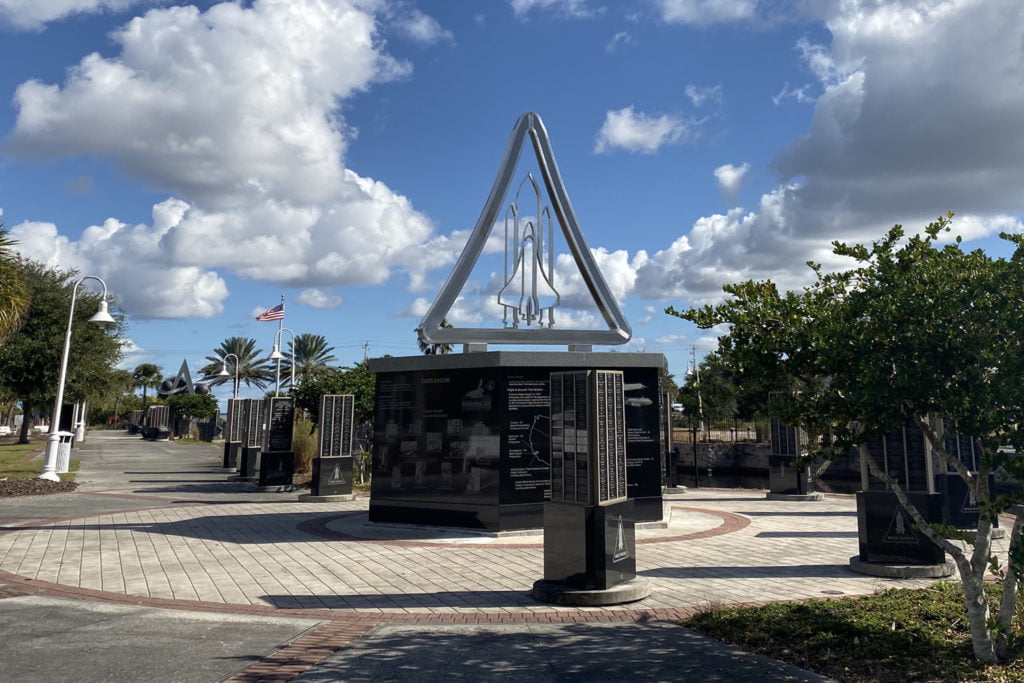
xmin=0 ymin=478 xmax=78 ymax=497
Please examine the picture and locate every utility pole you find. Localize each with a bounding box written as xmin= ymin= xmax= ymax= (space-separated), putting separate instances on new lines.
xmin=362 ymin=341 xmax=370 ymax=362
xmin=690 ymin=346 xmax=704 ymax=434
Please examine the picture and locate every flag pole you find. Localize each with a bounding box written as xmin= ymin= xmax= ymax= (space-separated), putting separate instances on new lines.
xmin=275 ymin=295 xmax=284 ymax=397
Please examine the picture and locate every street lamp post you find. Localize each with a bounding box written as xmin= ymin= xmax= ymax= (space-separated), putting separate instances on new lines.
xmin=39 ymin=275 xmax=116 ymax=482
xmin=218 ymin=353 xmax=240 ymax=398
xmin=269 ymin=328 xmax=295 ymax=397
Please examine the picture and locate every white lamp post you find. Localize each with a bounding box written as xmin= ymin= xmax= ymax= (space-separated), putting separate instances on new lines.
xmin=218 ymin=353 xmax=240 ymax=398
xmin=39 ymin=275 xmax=116 ymax=482
xmin=268 ymin=327 xmax=295 ymax=397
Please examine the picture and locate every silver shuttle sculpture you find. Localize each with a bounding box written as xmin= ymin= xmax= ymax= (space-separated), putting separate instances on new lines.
xmin=498 ymin=174 xmax=560 ymax=328
xmin=418 ymin=112 xmax=631 ymax=348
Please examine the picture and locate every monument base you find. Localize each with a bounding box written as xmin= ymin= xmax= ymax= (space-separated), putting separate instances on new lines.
xmin=312 ymin=456 xmax=354 ymax=497
xmin=240 ymin=447 xmax=261 ymax=479
xmin=532 ymin=577 xmax=651 ymax=606
xmin=543 ymin=500 xmax=637 ymax=591
xmin=849 ymin=555 xmax=955 ymax=579
xmin=256 ymin=483 xmax=297 ymax=493
xmin=766 ymin=492 xmax=825 ymax=502
xmin=297 ymin=493 xmax=357 ymax=503
xmin=857 ymin=491 xmax=946 ymax=565
xmin=768 ymin=454 xmax=817 ymax=496
xmin=259 ymin=451 xmax=295 ymax=488
xmin=222 ymin=442 xmax=241 ymax=470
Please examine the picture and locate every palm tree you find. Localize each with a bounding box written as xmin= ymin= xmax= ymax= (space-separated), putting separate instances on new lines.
xmin=418 ymin=319 xmax=454 ymax=355
xmin=200 ymin=337 xmax=273 ymax=396
xmin=0 ymin=225 xmax=30 ymax=344
xmin=108 ymin=369 xmax=135 ymax=426
xmin=284 ymin=333 xmax=338 ymax=386
xmin=132 ymin=363 xmax=163 ymax=411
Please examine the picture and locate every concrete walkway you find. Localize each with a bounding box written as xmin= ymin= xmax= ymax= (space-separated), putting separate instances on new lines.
xmin=0 ymin=431 xmax=969 ymax=681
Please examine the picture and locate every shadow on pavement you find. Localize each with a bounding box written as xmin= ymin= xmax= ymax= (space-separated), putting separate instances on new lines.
xmin=291 ymin=621 xmax=829 ymax=682
xmin=642 ymin=564 xmax=857 ymax=579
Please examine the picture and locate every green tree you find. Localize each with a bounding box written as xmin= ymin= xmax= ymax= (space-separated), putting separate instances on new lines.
xmin=0 ymin=261 xmax=125 ymax=443
xmin=199 ymin=337 xmax=273 ymax=395
xmin=166 ymin=392 xmax=218 ymax=420
xmin=284 ymin=333 xmax=338 ymax=386
xmin=668 ymin=214 xmax=1024 ymax=664
xmin=292 ymin=361 xmax=376 ymax=427
xmin=132 ymin=363 xmax=162 ymax=413
xmin=0 ymin=225 xmax=29 ymax=344
xmin=418 ymin=319 xmax=453 ymax=355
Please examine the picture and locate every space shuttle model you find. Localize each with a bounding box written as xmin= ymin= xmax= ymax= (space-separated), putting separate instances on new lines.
xmin=498 ymin=174 xmax=560 ymax=328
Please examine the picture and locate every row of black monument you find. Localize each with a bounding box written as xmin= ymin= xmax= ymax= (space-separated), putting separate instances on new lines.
xmin=221 ymin=394 xmax=358 ymax=496
xmin=222 ymin=396 xmax=296 ymax=488
xmin=769 ymin=416 xmax=988 ymax=572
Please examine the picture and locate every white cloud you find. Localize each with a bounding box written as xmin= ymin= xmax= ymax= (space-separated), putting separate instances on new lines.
xmin=594 ymin=106 xmax=690 ymax=154
xmin=392 ymin=8 xmax=454 ymax=45
xmin=713 ymin=162 xmax=750 ymax=205
xmin=4 ymin=0 xmax=444 ymax=319
xmin=683 ymin=83 xmax=722 ymax=107
xmin=508 ymin=0 xmax=593 ymax=19
xmin=10 ymin=206 xmax=230 ymax=318
xmin=297 ymin=288 xmax=344 ymax=310
xmin=605 ymin=31 xmax=633 ymax=52
xmin=637 ymin=0 xmax=1024 ymax=307
xmin=772 ymin=83 xmax=814 ymax=106
xmin=657 ymin=0 xmax=757 ymax=26
xmin=0 ymin=0 xmax=153 ymax=31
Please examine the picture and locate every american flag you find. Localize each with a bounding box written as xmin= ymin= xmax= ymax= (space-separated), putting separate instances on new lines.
xmin=256 ymin=302 xmax=285 ymax=322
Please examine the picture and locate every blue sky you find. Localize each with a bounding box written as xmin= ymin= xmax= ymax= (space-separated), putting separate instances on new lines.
xmin=1 ymin=0 xmax=1022 ymax=408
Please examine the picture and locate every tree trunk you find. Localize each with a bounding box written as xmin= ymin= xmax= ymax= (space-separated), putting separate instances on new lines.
xmin=861 ymin=445 xmax=999 ymax=664
xmin=996 ymin=511 xmax=1024 ymax=659
xmin=17 ymin=401 xmax=31 ymax=444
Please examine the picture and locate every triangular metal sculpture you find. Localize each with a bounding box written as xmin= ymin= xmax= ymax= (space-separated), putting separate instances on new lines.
xmin=158 ymin=359 xmax=196 ymax=397
xmin=418 ymin=112 xmax=632 ymax=346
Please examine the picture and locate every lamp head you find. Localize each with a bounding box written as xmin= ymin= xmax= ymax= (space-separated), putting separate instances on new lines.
xmin=218 ymin=364 xmax=231 ymax=377
xmin=89 ymin=299 xmax=116 ymax=325
xmin=269 ymin=344 xmax=283 ymax=361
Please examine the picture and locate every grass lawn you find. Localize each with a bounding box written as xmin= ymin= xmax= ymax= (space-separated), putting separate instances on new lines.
xmin=682 ymin=581 xmax=1024 ymax=682
xmin=0 ymin=440 xmax=78 ymax=481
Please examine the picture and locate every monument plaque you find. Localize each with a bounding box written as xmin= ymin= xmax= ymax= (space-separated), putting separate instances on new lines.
xmin=222 ymin=398 xmax=245 ymax=469
xmin=226 ymin=398 xmax=244 ymax=444
xmin=264 ymin=397 xmax=295 ymax=453
xmin=549 ymin=370 xmax=627 ymax=506
xmin=319 ymin=395 xmax=355 ymax=458
xmin=244 ymin=399 xmax=263 ymax=449
xmin=240 ymin=399 xmax=264 ymax=480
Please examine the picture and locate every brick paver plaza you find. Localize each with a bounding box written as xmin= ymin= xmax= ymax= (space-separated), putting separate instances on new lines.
xmin=0 ymin=431 xmax=990 ymax=681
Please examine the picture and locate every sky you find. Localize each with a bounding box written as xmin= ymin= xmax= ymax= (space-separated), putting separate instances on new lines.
xmin=1 ymin=0 xmax=1023 ymax=409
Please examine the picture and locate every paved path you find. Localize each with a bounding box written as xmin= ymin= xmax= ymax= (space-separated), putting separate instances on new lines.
xmin=0 ymin=431 xmax=975 ymax=681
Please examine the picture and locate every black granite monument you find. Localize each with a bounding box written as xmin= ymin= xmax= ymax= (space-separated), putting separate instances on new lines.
xmin=222 ymin=398 xmax=244 ymax=470
xmin=533 ymin=370 xmax=649 ymax=605
xmin=258 ymin=397 xmax=295 ymax=487
xmin=239 ymin=399 xmax=263 ymax=480
xmin=853 ymin=420 xmax=950 ymax=574
xmin=367 ymin=352 xmax=666 ymax=532
xmin=310 ymin=394 xmax=356 ymax=497
xmin=767 ymin=415 xmax=819 ymax=498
